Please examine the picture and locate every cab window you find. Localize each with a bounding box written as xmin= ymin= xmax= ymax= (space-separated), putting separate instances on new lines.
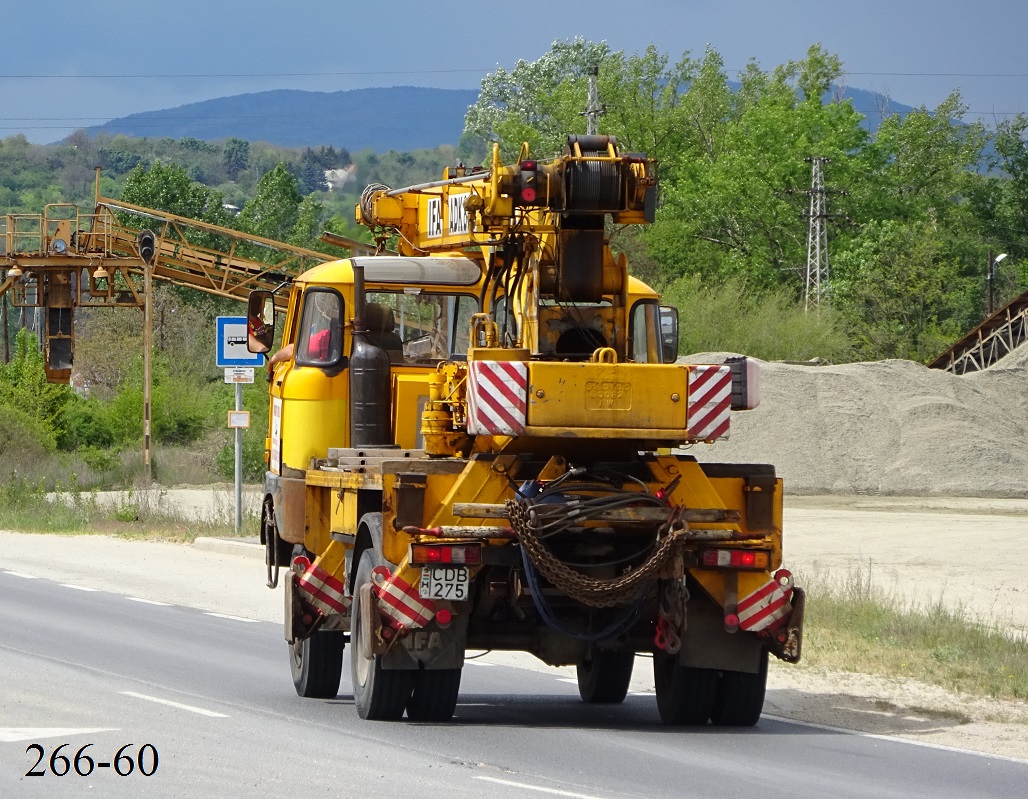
xmin=366 ymin=291 xmax=478 ymax=363
xmin=628 ymin=300 xmax=662 ymax=363
xmin=295 ymin=289 xmax=344 ymax=367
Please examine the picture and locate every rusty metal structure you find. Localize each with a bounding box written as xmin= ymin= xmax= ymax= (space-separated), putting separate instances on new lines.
xmin=0 ymin=169 xmax=373 ymax=383
xmin=928 ymin=288 xmax=1028 ymax=374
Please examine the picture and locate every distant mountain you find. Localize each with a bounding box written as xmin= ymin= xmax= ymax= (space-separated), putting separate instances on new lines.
xmin=85 ymin=87 xmax=480 ymax=152
xmin=831 ymin=86 xmax=915 ymax=130
xmin=83 ymin=84 xmax=913 ymax=153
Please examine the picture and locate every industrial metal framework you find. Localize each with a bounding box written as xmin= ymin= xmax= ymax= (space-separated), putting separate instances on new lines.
xmin=928 ymin=289 xmax=1028 ymax=373
xmin=0 ymin=170 xmax=374 ymax=382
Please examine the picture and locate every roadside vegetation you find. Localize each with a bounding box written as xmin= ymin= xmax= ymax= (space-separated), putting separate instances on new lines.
xmin=0 ymin=476 xmax=259 ymax=541
xmin=799 ymin=567 xmax=1028 ymax=704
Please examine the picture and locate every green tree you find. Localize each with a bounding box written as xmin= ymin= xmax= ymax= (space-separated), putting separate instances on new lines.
xmin=0 ymin=329 xmax=73 ymax=447
xmin=121 ymin=160 xmax=232 ymax=227
xmin=223 ymin=137 xmax=250 ymax=180
xmin=464 ymin=38 xmax=611 ymax=159
xmin=832 ymin=220 xmax=973 ymax=360
xmin=237 ymin=163 xmax=302 ymax=242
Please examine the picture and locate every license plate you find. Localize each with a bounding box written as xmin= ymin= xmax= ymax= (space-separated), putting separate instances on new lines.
xmin=420 ymin=566 xmax=469 ymax=601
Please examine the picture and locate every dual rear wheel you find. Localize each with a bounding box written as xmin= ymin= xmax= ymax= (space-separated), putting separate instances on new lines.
xmin=350 ymin=548 xmax=462 ymax=721
xmin=288 ymin=537 xmax=462 ymax=721
xmin=653 ymin=648 xmax=769 ymax=726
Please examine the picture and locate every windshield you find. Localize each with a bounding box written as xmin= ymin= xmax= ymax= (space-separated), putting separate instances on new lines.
xmin=366 ymin=290 xmax=478 ymax=363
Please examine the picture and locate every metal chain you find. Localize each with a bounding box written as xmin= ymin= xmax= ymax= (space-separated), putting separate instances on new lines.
xmin=505 ymin=498 xmax=685 ymax=608
xmin=655 ymin=579 xmax=689 ymax=654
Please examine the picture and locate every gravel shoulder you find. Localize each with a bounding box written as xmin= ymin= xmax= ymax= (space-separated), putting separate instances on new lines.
xmin=3 ymin=495 xmax=1026 ymax=761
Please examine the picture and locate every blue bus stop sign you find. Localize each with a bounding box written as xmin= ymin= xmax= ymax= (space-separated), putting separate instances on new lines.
xmin=217 ymin=316 xmax=265 ymax=368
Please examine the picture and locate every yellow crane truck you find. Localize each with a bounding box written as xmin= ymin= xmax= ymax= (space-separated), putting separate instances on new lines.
xmin=246 ymin=135 xmax=804 ymax=724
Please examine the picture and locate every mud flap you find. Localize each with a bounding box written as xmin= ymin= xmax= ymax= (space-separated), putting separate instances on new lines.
xmin=768 ymin=586 xmax=804 ymax=664
xmin=384 ymin=612 xmax=469 ymax=670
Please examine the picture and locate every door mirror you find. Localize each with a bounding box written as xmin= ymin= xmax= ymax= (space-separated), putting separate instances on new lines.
xmin=247 ymin=290 xmax=275 ymax=353
xmin=658 ymin=305 xmax=679 ymax=363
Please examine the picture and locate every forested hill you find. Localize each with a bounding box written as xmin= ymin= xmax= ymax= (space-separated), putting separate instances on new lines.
xmin=81 ymin=85 xmax=910 ymax=151
xmin=85 ymin=87 xmax=480 ymax=151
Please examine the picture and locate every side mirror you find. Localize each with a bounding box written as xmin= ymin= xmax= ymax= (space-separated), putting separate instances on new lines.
xmin=247 ymin=290 xmax=275 ymax=353
xmin=658 ymin=305 xmax=679 ymax=363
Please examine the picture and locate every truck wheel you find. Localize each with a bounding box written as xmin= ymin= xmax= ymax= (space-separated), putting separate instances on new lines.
xmin=576 ymin=651 xmax=635 ymax=703
xmin=709 ymin=649 xmax=768 ymax=727
xmin=653 ymin=651 xmax=718 ymax=725
xmin=406 ymin=668 xmax=462 ymax=721
xmin=350 ymin=550 xmax=415 ymax=720
xmin=289 ymin=630 xmax=344 ymax=699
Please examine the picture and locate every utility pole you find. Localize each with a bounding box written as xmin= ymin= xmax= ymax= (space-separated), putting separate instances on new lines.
xmin=804 ymin=156 xmax=831 ymax=310
xmin=582 ymin=65 xmax=606 ymax=135
xmin=1 ymin=293 xmax=8 ymax=363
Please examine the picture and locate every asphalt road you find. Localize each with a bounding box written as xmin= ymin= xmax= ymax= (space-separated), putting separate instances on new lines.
xmin=2 ymin=569 xmax=1026 ymax=798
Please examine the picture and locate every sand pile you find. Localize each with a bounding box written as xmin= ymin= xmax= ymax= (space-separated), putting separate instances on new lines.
xmin=687 ymin=348 xmax=1028 ymax=497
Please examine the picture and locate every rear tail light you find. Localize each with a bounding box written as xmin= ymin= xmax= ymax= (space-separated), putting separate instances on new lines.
xmin=700 ymin=548 xmax=770 ymax=570
xmin=409 ymin=543 xmax=483 ymax=566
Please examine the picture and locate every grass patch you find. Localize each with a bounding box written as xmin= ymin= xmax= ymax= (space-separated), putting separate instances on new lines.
xmin=0 ymin=478 xmax=259 ymax=542
xmin=801 ymin=567 xmax=1028 ymax=702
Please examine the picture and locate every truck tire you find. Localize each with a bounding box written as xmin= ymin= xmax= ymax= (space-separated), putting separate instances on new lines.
xmin=290 ymin=630 xmax=345 ymax=699
xmin=653 ymin=651 xmax=718 ymax=725
xmin=709 ymin=649 xmax=768 ymax=727
xmin=350 ymin=550 xmax=415 ymax=720
xmin=576 ymin=651 xmax=635 ymax=704
xmin=406 ymin=668 xmax=462 ymax=721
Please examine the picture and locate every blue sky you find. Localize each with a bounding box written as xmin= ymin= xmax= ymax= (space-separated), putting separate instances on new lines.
xmin=4 ymin=0 xmax=1026 ymax=143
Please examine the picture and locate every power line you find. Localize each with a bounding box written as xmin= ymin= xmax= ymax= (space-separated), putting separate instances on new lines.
xmin=3 ymin=68 xmax=1028 ymax=80
xmin=0 ymin=69 xmax=487 ymax=79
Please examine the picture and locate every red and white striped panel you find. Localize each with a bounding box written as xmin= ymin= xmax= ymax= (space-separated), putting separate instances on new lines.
xmin=738 ymin=569 xmax=793 ymax=632
xmin=372 ymin=567 xmax=436 ymax=630
xmin=688 ymin=365 xmax=732 ymax=440
xmin=296 ymin=562 xmax=351 ymax=616
xmin=467 ymin=361 xmax=528 ymax=436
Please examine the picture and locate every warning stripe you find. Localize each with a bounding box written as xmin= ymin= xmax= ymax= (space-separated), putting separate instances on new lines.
xmin=476 ymin=362 xmax=528 ymax=431
xmin=467 ymin=361 xmax=528 ymax=436
xmin=688 ymin=366 xmax=732 ymax=440
xmin=374 ymin=574 xmax=436 ymax=628
xmin=297 ymin=565 xmax=350 ymax=615
xmin=738 ymin=570 xmax=793 ymax=632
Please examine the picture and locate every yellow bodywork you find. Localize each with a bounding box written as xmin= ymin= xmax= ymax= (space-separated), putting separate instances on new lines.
xmin=527 ymin=362 xmax=689 ymax=433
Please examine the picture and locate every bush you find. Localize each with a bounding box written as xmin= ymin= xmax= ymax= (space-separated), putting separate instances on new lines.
xmin=216 ymin=431 xmax=266 ymax=483
xmin=660 ymin=274 xmax=854 ymax=362
xmin=57 ymin=398 xmax=117 ymax=450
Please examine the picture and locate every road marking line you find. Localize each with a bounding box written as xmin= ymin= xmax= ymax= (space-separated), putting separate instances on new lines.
xmin=763 ymin=714 xmax=1028 ymax=764
xmin=0 ymin=728 xmax=117 ymax=743
xmin=3 ymin=570 xmax=38 ymax=579
xmin=204 ymin=612 xmax=258 ymax=623
xmin=126 ymin=597 xmax=171 ymax=606
xmin=120 ymin=691 xmax=228 ymax=718
xmin=59 ymin=584 xmax=99 ymax=592
xmin=475 ymin=775 xmax=605 ymax=799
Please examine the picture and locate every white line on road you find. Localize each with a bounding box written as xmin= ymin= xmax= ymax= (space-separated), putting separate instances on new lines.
xmin=0 ymin=728 xmax=117 ymax=743
xmin=59 ymin=583 xmax=99 ymax=592
xmin=125 ymin=597 xmax=171 ymax=606
xmin=120 ymin=691 xmax=228 ymax=718
xmin=3 ymin=570 xmax=38 ymax=579
xmin=204 ymin=612 xmax=258 ymax=623
xmin=763 ymin=714 xmax=1028 ymax=764
xmin=475 ymin=775 xmax=606 ymax=799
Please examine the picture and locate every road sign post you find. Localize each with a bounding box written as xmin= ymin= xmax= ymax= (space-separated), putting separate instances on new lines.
xmin=216 ymin=317 xmax=264 ymax=534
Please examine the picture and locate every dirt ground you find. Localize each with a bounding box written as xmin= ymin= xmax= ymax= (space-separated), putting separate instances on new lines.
xmin=2 ymin=494 xmax=1026 ymax=760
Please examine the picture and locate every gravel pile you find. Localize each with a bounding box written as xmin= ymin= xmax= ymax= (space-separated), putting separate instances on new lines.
xmin=686 ymin=347 xmax=1028 ymax=497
